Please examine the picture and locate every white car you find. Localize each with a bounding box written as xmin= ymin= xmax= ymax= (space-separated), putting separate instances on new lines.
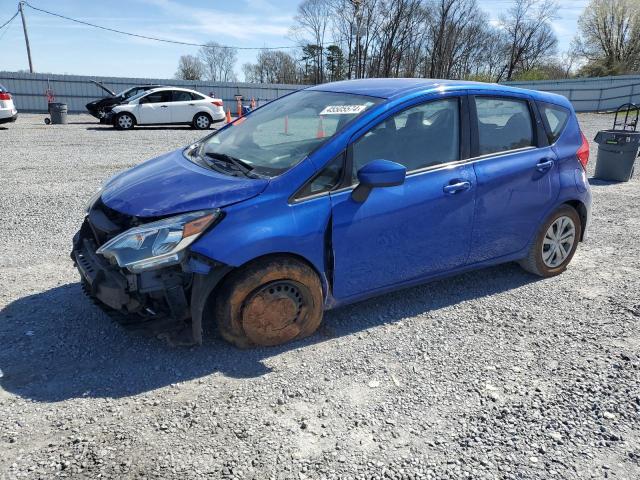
xmin=0 ymin=83 xmax=18 ymax=126
xmin=109 ymin=87 xmax=225 ymax=130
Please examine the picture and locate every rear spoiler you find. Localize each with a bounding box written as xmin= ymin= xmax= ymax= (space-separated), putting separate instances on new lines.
xmin=90 ymin=80 xmax=116 ymax=96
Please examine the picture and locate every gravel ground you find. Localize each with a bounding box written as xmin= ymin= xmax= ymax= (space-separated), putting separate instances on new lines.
xmin=0 ymin=113 xmax=639 ymax=480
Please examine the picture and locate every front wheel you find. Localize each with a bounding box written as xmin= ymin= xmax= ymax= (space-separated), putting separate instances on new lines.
xmin=115 ymin=113 xmax=135 ymax=130
xmin=213 ymin=256 xmax=324 ymax=348
xmin=519 ymin=205 xmax=582 ymax=277
xmin=193 ymin=113 xmax=211 ymax=130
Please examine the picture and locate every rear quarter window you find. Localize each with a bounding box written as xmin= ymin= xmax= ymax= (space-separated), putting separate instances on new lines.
xmin=539 ymin=102 xmax=570 ymax=144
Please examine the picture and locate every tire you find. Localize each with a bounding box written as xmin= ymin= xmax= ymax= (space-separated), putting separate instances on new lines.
xmin=519 ymin=205 xmax=582 ymax=277
xmin=115 ymin=112 xmax=135 ymax=130
xmin=213 ymin=256 xmax=324 ymax=348
xmin=193 ymin=113 xmax=211 ymax=130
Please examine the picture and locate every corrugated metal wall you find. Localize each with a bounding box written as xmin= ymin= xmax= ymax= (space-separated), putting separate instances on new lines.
xmin=0 ymin=71 xmax=306 ymax=113
xmin=2 ymin=71 xmax=639 ymax=114
xmin=506 ymin=75 xmax=640 ymax=112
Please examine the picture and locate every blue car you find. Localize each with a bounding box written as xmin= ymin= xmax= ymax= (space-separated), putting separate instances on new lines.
xmin=72 ymin=79 xmax=592 ymax=348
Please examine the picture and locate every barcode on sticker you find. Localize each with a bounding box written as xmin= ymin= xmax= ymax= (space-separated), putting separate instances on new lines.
xmin=320 ymin=105 xmax=367 ymax=115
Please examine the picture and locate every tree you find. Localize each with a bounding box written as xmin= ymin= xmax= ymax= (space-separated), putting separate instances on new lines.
xmin=301 ymin=44 xmax=324 ymax=82
xmin=175 ymin=55 xmax=203 ymax=80
xmin=198 ymin=42 xmax=238 ymax=82
xmin=424 ymin=0 xmax=489 ymax=79
xmin=574 ymin=0 xmax=640 ymax=76
xmin=293 ymin=0 xmax=332 ymax=83
xmin=497 ymin=0 xmax=559 ymax=81
xmin=243 ymin=50 xmax=301 ymax=84
xmin=325 ymin=44 xmax=345 ymax=80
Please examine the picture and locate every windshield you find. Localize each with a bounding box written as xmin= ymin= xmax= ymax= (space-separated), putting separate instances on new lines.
xmin=194 ymin=90 xmax=382 ymax=177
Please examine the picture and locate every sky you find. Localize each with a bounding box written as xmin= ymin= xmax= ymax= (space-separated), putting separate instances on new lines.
xmin=0 ymin=0 xmax=589 ymax=80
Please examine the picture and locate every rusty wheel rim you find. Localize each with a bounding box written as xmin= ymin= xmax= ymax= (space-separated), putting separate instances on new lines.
xmin=241 ymin=280 xmax=310 ymax=346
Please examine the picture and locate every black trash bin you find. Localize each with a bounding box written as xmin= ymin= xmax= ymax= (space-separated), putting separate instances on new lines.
xmin=48 ymin=102 xmax=68 ymax=125
xmin=594 ymin=104 xmax=639 ymax=182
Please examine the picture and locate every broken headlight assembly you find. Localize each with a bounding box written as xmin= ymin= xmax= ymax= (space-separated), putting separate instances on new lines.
xmin=96 ymin=209 xmax=221 ymax=273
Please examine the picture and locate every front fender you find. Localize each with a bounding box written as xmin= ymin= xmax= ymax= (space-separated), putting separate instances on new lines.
xmin=191 ymin=191 xmax=331 ymax=281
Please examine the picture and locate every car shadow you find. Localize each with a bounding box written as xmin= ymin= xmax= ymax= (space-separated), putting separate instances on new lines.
xmin=85 ymin=126 xmax=220 ymax=132
xmin=0 ymin=263 xmax=538 ymax=403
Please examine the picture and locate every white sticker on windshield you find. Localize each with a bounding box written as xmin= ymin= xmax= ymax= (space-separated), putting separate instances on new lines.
xmin=320 ymin=105 xmax=368 ymax=115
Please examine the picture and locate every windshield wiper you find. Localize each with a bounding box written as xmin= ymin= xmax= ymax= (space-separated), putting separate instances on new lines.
xmin=205 ymin=152 xmax=256 ymax=177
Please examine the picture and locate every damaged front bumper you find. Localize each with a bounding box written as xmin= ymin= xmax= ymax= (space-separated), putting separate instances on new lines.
xmin=71 ymin=218 xmax=230 ymax=345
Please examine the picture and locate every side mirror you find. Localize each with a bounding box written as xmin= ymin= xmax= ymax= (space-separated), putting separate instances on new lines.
xmin=352 ymin=159 xmax=406 ymax=202
xmin=138 ymin=97 xmax=148 ymax=104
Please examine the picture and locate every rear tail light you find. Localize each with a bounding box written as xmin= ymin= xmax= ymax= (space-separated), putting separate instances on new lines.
xmin=577 ymin=131 xmax=590 ymax=170
xmin=212 ymin=100 xmax=223 ymax=107
xmin=0 ymin=92 xmax=11 ymax=101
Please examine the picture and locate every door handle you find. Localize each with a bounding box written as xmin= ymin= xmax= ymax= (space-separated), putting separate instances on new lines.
xmin=443 ymin=181 xmax=471 ymax=194
xmin=536 ymin=159 xmax=555 ymax=172
xmin=189 ymin=103 xmax=195 ymax=106
xmin=161 ymin=105 xmax=168 ymax=108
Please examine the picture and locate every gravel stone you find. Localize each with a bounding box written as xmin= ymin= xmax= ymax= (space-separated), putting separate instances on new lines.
xmin=1 ymin=113 xmax=639 ymax=479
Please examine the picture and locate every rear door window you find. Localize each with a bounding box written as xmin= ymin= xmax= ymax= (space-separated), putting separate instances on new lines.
xmin=474 ymin=97 xmax=534 ymax=155
xmin=539 ymin=102 xmax=570 ymax=144
xmin=172 ymin=91 xmax=192 ymax=102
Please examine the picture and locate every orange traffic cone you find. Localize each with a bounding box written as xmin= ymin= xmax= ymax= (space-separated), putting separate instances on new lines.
xmin=226 ymin=109 xmax=232 ymax=123
xmin=250 ymin=97 xmax=257 ymax=109
xmin=316 ymin=116 xmax=325 ymax=139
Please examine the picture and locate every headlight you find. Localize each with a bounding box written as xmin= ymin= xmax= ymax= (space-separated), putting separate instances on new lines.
xmin=96 ymin=209 xmax=221 ymax=273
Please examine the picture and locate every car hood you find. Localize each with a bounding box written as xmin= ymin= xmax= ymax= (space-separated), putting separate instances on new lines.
xmin=87 ymin=96 xmax=123 ymax=107
xmin=101 ymin=149 xmax=269 ymax=217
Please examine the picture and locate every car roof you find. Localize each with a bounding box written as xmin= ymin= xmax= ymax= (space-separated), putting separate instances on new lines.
xmin=144 ymin=86 xmax=202 ymax=94
xmin=307 ymin=78 xmax=571 ymax=108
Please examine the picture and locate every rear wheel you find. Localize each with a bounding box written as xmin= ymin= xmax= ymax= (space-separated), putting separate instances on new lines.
xmin=193 ymin=113 xmax=211 ymax=130
xmin=519 ymin=205 xmax=581 ymax=277
xmin=213 ymin=256 xmax=324 ymax=348
xmin=115 ymin=112 xmax=135 ymax=130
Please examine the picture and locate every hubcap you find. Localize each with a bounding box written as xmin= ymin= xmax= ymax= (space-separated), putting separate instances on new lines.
xmin=542 ymin=216 xmax=576 ymax=268
xmin=119 ymin=115 xmax=132 ymax=128
xmin=241 ymin=281 xmax=307 ymax=346
xmin=196 ymin=116 xmax=209 ymax=128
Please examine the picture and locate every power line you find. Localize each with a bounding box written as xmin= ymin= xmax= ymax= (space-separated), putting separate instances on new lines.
xmin=22 ymin=1 xmax=299 ymax=51
xmin=0 ymin=9 xmax=19 ymax=30
xmin=0 ymin=14 xmax=17 ymax=41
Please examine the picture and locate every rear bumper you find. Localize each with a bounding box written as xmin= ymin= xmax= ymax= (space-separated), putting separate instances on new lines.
xmin=0 ymin=112 xmax=17 ymax=124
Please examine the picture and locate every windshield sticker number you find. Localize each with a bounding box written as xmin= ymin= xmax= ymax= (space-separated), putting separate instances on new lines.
xmin=320 ymin=105 xmax=368 ymax=115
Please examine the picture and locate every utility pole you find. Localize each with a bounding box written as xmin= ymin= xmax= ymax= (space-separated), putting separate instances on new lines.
xmin=19 ymin=2 xmax=34 ymax=73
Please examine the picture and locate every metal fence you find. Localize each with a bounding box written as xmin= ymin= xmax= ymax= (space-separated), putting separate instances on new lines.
xmin=2 ymin=71 xmax=640 ymax=114
xmin=506 ymin=75 xmax=640 ymax=112
xmin=0 ymin=71 xmax=306 ymax=113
